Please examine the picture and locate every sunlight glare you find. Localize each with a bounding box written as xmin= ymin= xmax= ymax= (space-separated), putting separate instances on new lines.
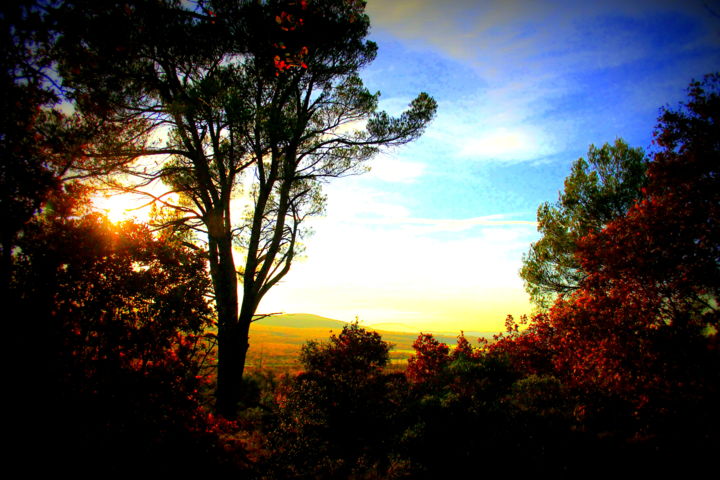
xmin=93 ymin=193 xmax=150 ymax=224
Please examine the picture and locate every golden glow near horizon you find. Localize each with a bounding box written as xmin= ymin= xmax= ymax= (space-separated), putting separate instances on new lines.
xmin=260 ymin=280 xmax=532 ymax=335
xmin=88 ymin=166 xmax=537 ymax=336
xmin=257 ymin=180 xmax=538 ymax=335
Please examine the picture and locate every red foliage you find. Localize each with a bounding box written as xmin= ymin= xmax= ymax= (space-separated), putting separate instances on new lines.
xmin=450 ymin=331 xmax=476 ymax=361
xmin=487 ymin=314 xmax=556 ymax=376
xmin=269 ymin=0 xmax=369 ymax=75
xmin=406 ymin=333 xmax=450 ymax=383
xmin=578 ymin=75 xmax=720 ymax=331
xmin=491 ymin=75 xmax=720 ymax=424
xmin=272 ymin=1 xmax=311 ymax=74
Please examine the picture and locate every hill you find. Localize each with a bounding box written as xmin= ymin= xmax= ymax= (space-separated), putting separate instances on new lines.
xmin=253 ymin=313 xmax=347 ymax=329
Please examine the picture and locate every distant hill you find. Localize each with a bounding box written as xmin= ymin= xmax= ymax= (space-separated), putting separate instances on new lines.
xmin=253 ymin=313 xmax=347 ymax=329
xmin=246 ymin=313 xmax=495 ymax=372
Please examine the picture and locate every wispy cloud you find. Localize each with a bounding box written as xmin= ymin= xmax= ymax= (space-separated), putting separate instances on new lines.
xmin=366 ymin=0 xmax=719 ymax=163
xmin=333 ymin=213 xmax=536 ymax=232
xmin=366 ymin=155 xmax=427 ymax=183
xmin=456 ymin=126 xmax=557 ymax=162
xmin=367 ymin=0 xmax=715 ymax=75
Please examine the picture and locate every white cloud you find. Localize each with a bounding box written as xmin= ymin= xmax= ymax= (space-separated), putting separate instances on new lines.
xmin=458 ymin=126 xmax=556 ymax=162
xmin=412 ymin=76 xmax=569 ymax=164
xmin=321 ymin=181 xmax=412 ymax=219
xmin=367 ymin=155 xmax=427 ymax=183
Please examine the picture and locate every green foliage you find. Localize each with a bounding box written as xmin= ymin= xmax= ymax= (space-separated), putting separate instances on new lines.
xmin=521 ymin=138 xmax=647 ymax=309
xmin=509 ymin=374 xmax=568 ymax=417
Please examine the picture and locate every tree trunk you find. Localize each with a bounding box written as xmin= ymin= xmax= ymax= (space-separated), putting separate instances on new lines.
xmin=208 ymin=227 xmax=243 ymax=417
xmin=215 ymin=321 xmax=244 ymax=417
xmin=215 ymin=289 xmax=255 ymax=417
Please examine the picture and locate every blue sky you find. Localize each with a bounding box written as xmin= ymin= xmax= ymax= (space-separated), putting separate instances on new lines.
xmin=258 ymin=0 xmax=720 ymax=334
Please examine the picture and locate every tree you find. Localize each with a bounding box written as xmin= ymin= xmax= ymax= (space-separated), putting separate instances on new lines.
xmin=406 ymin=333 xmax=450 ymax=384
xmin=52 ymin=0 xmax=436 ymax=416
xmin=572 ymin=74 xmax=720 ymax=402
xmin=580 ymin=74 xmax=720 ymax=320
xmin=300 ymin=320 xmax=391 ymax=380
xmin=498 ymin=74 xmax=720 ymax=445
xmin=520 ymin=139 xmax=647 ymax=308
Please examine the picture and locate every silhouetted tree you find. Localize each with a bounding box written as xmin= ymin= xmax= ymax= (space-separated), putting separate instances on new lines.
xmin=52 ymin=0 xmax=437 ymax=416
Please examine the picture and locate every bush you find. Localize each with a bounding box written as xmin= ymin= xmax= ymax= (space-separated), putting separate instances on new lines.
xmin=268 ymin=322 xmax=408 ymax=478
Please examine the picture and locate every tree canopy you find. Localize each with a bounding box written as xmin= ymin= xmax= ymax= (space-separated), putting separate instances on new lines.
xmin=520 ymin=138 xmax=647 ymax=309
xmin=272 ymin=321 xmax=402 ymax=478
xmin=300 ymin=321 xmax=391 ymax=379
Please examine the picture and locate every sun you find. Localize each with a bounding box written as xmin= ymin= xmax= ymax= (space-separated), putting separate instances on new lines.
xmin=93 ymin=193 xmax=150 ymax=224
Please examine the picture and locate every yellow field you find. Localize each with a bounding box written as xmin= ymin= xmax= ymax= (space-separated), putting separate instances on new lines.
xmin=245 ymin=314 xmax=491 ymax=373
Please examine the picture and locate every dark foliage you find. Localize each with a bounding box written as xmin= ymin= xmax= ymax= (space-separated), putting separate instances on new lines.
xmin=266 ymin=322 xmax=411 ymax=478
xmin=9 ymin=187 xmax=239 ymax=475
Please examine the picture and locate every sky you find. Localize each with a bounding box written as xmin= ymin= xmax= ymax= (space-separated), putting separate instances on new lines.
xmin=95 ymin=0 xmax=720 ymax=334
xmin=255 ymin=0 xmax=720 ymax=334
xmin=256 ymin=0 xmax=720 ymax=334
